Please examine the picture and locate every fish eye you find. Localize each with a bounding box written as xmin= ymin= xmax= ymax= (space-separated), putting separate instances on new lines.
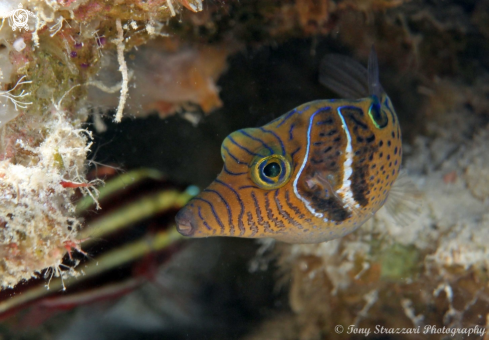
xmin=263 ymin=162 xmax=281 ymax=178
xmin=251 ymin=154 xmax=292 ymax=190
xmin=368 ymin=96 xmax=388 ymax=129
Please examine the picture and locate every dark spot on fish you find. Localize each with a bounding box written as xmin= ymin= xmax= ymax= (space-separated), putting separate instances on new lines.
xmin=379 ymin=141 xmax=383 ymax=147
xmin=333 ymin=136 xmax=341 ymax=143
xmin=366 ymin=135 xmax=375 ymax=143
xmin=379 ymin=152 xmax=383 ymax=158
xmin=394 ymin=147 xmax=398 ymax=155
xmin=327 ymin=129 xmax=338 ymax=136
xmin=317 ymin=117 xmax=334 ymax=125
xmin=323 ymin=146 xmax=332 ymax=153
xmin=387 ymin=140 xmax=391 ymax=147
xmin=310 ymin=196 xmax=350 ymax=222
xmin=346 ymin=114 xmax=368 ymax=129
xmin=351 ymin=163 xmax=369 ymax=206
xmin=357 ymin=136 xmax=364 ymax=143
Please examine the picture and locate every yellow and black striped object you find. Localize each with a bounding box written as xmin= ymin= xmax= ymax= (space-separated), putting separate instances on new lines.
xmin=176 ymin=49 xmax=402 ymax=243
xmin=0 ymin=169 xmax=192 ymax=320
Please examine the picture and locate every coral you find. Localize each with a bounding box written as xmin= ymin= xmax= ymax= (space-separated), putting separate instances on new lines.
xmin=0 ymin=76 xmax=31 ymax=127
xmin=255 ymin=102 xmax=489 ymax=340
xmin=0 ymin=0 xmax=206 ymax=289
xmin=0 ymin=169 xmax=190 ymax=318
xmin=0 ymin=113 xmax=91 ymax=288
xmin=176 ymin=0 xmax=408 ymax=46
xmin=0 ymin=0 xmax=486 ymax=332
xmin=42 ymin=0 xmax=489 ymax=337
xmin=88 ymin=41 xmax=230 ymax=119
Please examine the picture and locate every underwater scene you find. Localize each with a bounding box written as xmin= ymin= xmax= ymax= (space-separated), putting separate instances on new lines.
xmin=0 ymin=0 xmax=488 ymax=339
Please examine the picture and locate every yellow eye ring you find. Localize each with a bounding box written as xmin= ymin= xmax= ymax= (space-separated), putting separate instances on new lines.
xmin=250 ymin=154 xmax=292 ymax=190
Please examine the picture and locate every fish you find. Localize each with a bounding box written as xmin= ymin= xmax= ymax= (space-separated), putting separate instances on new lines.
xmin=176 ymin=48 xmax=402 ymax=244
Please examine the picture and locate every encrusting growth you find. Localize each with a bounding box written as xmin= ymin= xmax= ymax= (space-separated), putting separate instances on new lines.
xmin=0 ymin=0 xmax=205 ymax=289
xmin=114 ymin=19 xmax=129 ymax=123
xmin=0 ymin=114 xmax=92 ymax=288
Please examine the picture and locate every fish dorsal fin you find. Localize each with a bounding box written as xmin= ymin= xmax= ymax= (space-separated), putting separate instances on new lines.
xmin=367 ymin=46 xmax=384 ymax=98
xmin=319 ymin=47 xmax=384 ymax=99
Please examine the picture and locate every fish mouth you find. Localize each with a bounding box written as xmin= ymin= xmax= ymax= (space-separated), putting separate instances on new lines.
xmin=175 ymin=207 xmax=196 ymax=237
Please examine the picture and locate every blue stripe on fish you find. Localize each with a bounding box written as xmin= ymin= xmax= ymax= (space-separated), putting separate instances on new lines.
xmin=223 ymin=146 xmax=245 ymax=165
xmin=197 ymin=206 xmax=212 ymax=231
xmin=259 ymin=127 xmax=286 ymax=156
xmin=194 ymin=197 xmax=225 ymax=233
xmin=215 ymin=179 xmax=245 ymax=236
xmin=289 ymin=123 xmax=295 ymax=141
xmin=203 ymin=189 xmax=234 ymax=236
xmin=228 ymin=136 xmax=265 ymax=157
xmin=238 ymin=130 xmax=274 ymax=154
xmin=223 ymin=164 xmax=247 ymax=176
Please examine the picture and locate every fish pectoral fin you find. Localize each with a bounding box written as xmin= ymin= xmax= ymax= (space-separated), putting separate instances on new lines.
xmin=384 ymin=170 xmax=424 ymax=227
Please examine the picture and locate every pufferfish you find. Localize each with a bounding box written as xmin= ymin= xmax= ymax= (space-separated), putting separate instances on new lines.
xmin=176 ymin=48 xmax=402 ymax=244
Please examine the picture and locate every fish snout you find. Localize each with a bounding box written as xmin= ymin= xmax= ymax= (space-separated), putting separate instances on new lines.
xmin=175 ymin=207 xmax=197 ymax=237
